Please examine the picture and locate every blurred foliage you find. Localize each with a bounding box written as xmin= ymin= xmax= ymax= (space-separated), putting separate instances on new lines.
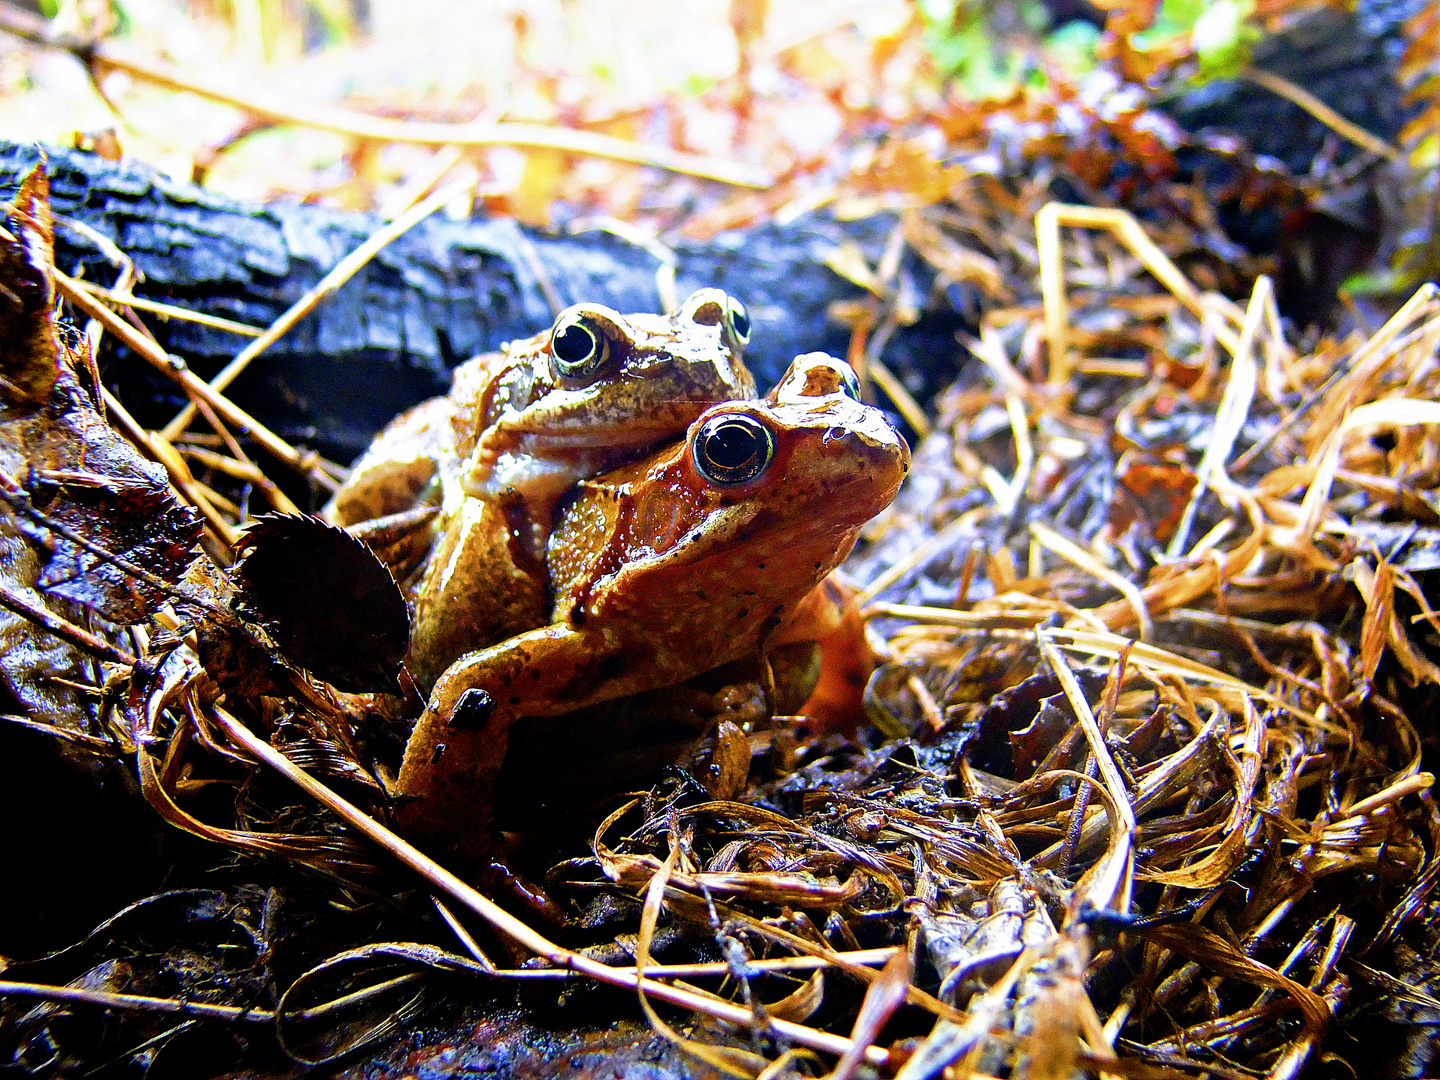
xmin=182 ymin=0 xmax=365 ymax=61
xmin=0 ymin=0 xmax=1429 ymax=286
xmin=918 ymin=0 xmax=1059 ymax=97
xmin=915 ymin=0 xmax=1273 ymax=97
xmin=1141 ymin=0 xmax=1262 ymax=80
xmin=1394 ymin=1 xmax=1440 ymax=290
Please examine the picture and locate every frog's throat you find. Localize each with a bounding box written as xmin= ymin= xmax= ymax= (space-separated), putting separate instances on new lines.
xmin=579 ymin=505 xmax=866 ymax=615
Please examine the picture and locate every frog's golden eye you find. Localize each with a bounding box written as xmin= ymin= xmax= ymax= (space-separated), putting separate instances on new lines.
xmin=680 ymin=289 xmax=750 ymax=350
xmin=693 ymin=413 xmax=774 ymax=486
xmin=834 ymin=362 xmax=860 ymax=400
xmin=550 ymin=314 xmax=612 ymax=380
xmin=723 ymin=297 xmax=752 ymax=348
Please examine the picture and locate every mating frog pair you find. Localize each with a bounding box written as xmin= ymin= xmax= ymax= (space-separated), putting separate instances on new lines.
xmin=327 ymin=294 xmax=909 ymax=863
xmin=329 ymin=289 xmax=755 ymax=687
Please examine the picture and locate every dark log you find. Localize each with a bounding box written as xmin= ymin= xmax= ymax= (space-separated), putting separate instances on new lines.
xmin=2 ymin=0 xmax=1417 ymax=477
xmin=1155 ymin=0 xmax=1424 ymax=324
xmin=2 ymin=143 xmax=968 ymax=477
xmin=1159 ymin=0 xmax=1423 ymax=176
xmin=0 ymin=2 xmax=1420 ymax=481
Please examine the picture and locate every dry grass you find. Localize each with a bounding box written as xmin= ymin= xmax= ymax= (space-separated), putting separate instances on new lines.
xmin=2 ymin=0 xmax=1439 ymax=1075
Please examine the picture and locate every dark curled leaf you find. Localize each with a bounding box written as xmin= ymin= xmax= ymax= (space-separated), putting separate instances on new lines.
xmin=276 ymin=736 xmax=384 ymax=792
xmin=3 ymin=890 xmax=235 ymax=982
xmin=232 ymin=514 xmax=409 ymax=694
xmin=25 ymin=471 xmax=203 ymax=622
xmin=0 ymin=164 xmax=59 ymax=405
xmin=0 ymin=165 xmax=202 ymax=625
xmin=964 ymin=669 xmax=1105 ymax=780
xmin=275 ymin=942 xmax=493 ymax=1066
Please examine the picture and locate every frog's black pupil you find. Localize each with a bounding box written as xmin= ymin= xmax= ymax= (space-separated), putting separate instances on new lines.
xmin=554 ymin=323 xmax=596 ymax=366
xmin=730 ymin=305 xmax=751 ymax=339
xmin=707 ymin=421 xmax=760 ymax=469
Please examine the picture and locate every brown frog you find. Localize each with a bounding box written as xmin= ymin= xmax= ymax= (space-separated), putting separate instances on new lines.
xmin=327 ymin=289 xmax=754 ymax=530
xmin=393 ymin=385 xmax=911 ymax=864
xmin=325 ymin=290 xmax=756 ymax=687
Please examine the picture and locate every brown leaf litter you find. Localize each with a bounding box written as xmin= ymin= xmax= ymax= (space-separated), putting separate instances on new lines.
xmin=1 ymin=64 xmax=1439 ymax=1078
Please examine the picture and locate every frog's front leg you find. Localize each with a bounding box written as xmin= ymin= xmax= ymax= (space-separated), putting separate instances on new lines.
xmin=393 ymin=622 xmax=628 ymax=863
xmin=406 ymin=495 xmax=548 ymax=690
xmin=324 ymin=395 xmax=455 ymax=527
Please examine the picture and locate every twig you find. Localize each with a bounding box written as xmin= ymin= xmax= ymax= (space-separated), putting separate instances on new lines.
xmin=1039 ymin=632 xmax=1137 ymax=913
xmin=1036 ymin=204 xmax=1241 ymax=388
xmin=0 ymin=5 xmax=770 ymax=188
xmin=1241 ymin=66 xmax=1401 ymax=161
xmin=99 ymin=388 xmax=241 ymax=546
xmin=1229 ymin=363 xmax=1346 ymax=474
xmin=868 ymin=355 xmax=932 ymax=439
xmin=0 ymin=578 xmax=135 ymax=665
xmin=1166 ymin=275 xmax=1270 ymax=557
xmin=0 ymin=980 xmax=274 ymax=1023
xmin=1 ymin=711 xmax=120 ymax=750
xmin=179 ymin=444 xmax=300 ymax=515
xmin=69 ymin=278 xmax=264 ymax=337
xmin=1031 ymin=520 xmax=1153 ymax=641
xmin=52 ymin=268 xmax=330 ymax=488
xmin=207 ymin=704 xmax=889 ymax=1066
xmin=447 ymin=949 xmax=899 ymax=981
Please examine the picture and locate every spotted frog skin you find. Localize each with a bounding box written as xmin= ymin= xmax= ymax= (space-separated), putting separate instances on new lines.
xmin=325 ymin=290 xmax=756 ymax=688
xmin=394 ymin=384 xmax=911 ymax=862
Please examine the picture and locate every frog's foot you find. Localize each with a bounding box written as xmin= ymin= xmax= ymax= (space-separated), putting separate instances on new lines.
xmin=397 ymin=621 xmax=636 ymax=859
xmin=394 ymin=686 xmax=514 ymax=867
xmin=775 ymin=574 xmax=874 ymax=735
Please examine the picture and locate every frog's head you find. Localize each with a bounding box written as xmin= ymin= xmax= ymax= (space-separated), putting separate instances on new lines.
xmin=557 ymin=388 xmax=909 ymax=630
xmin=467 ymin=291 xmax=757 ymax=509
xmin=501 ymin=290 xmax=754 ymax=436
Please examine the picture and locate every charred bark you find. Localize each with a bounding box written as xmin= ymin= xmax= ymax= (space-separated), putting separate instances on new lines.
xmin=1 ymin=142 xmax=952 ymax=473
xmin=0 ymin=0 xmax=1416 ymax=476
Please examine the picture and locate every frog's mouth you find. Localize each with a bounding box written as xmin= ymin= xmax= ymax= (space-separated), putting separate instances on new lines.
xmin=487 ymin=397 xmax=725 ymax=450
xmin=464 ymin=416 xmax=702 ymax=507
xmin=508 ymin=419 xmax=695 ymax=450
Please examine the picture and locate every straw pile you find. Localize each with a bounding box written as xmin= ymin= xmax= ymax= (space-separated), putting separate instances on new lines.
xmin=3 ymin=155 xmax=1440 ymax=1080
